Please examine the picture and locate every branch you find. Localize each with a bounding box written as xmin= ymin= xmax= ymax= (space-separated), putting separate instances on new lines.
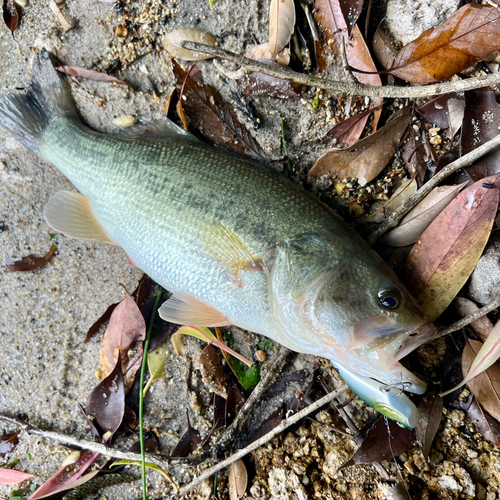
xmin=367 ymin=133 xmax=500 ymax=245
xmin=215 ymin=344 xmax=291 ymax=455
xmin=436 ymin=297 xmax=500 ymax=339
xmin=176 ymin=385 xmax=347 ymax=496
xmin=181 ymin=42 xmax=500 ymax=98
xmin=0 ymin=415 xmax=177 ymax=470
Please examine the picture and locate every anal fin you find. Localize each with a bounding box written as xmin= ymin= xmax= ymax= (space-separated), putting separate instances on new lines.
xmin=44 ymin=190 xmax=113 ymax=243
xmin=158 ymin=292 xmax=230 ymax=327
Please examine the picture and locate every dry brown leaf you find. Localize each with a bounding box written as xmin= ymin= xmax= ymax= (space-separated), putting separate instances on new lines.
xmin=372 ymin=20 xmax=397 ymax=70
xmin=360 ymin=179 xmax=417 ymax=224
xmin=389 ymin=4 xmax=500 ymax=83
xmin=466 ymin=398 xmax=500 ymax=446
xmin=447 ymin=98 xmax=465 ymax=140
xmin=57 ymin=66 xmax=128 ymax=86
xmin=309 ymin=107 xmax=411 ymax=186
xmin=384 ymin=183 xmax=467 ymax=246
xmin=163 ymin=28 xmax=217 ymax=61
xmin=462 ymin=339 xmax=500 ymax=422
xmin=416 ymin=392 xmax=443 ymax=462
xmin=99 ymin=292 xmax=146 ymax=392
xmin=229 ymin=459 xmax=248 ymax=500
xmin=339 ymin=0 xmax=364 ymax=36
xmin=5 ymin=243 xmax=57 ymax=273
xmin=454 ymin=297 xmax=493 ymax=343
xmin=2 ymin=0 xmax=19 ymax=34
xmin=314 ymin=0 xmax=381 ymax=87
xmin=400 ymin=175 xmax=500 ymax=322
xmin=269 ymin=0 xmax=296 ymax=59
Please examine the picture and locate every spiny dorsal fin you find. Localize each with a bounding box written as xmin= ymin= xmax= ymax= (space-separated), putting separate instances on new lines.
xmin=44 ymin=190 xmax=113 ymax=243
xmin=113 ymin=119 xmax=198 ymax=141
xmin=158 ymin=292 xmax=229 ymax=327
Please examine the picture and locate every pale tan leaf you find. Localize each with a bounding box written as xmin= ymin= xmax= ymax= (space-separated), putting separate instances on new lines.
xmin=384 ymin=183 xmax=467 ymax=246
xmin=269 ymin=0 xmax=296 ymax=59
xmin=163 ymin=28 xmax=217 ymax=61
xmin=309 ymin=107 xmax=411 ymax=186
xmin=229 ymin=459 xmax=248 ymax=500
xmin=372 ymin=21 xmax=397 ymax=70
xmin=447 ymin=98 xmax=465 ymax=140
xmin=461 ymin=339 xmax=500 ymax=422
xmin=360 ymin=179 xmax=417 ymax=224
xmin=454 ymin=297 xmax=493 ymax=343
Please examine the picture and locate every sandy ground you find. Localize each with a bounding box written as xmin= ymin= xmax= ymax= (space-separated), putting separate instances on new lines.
xmin=1 ymin=1 xmax=500 ymax=500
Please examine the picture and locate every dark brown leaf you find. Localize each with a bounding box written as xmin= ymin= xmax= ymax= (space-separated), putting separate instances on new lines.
xmin=199 ymin=344 xmax=228 ymax=398
xmin=171 ymin=412 xmax=201 ymax=457
xmin=85 ymin=302 xmax=119 ymax=343
xmin=239 ymin=370 xmax=314 ymax=446
xmin=172 ymin=60 xmax=269 ymax=161
xmin=400 ymin=175 xmax=500 ymax=322
xmin=339 ymin=0 xmax=364 ymax=36
xmin=416 ymin=392 xmax=443 ymax=462
xmin=0 ymin=431 xmax=19 ymax=456
xmin=401 ymin=126 xmax=430 ymax=187
xmin=56 ymin=66 xmax=128 ymax=86
xmin=128 ymin=435 xmax=158 ymax=454
xmin=131 ymin=273 xmax=151 ymax=308
xmin=389 ymin=4 xmax=500 ymax=83
xmin=2 ymin=0 xmax=19 ymax=35
xmin=326 ymin=105 xmax=381 ymax=147
xmin=340 ymin=417 xmax=416 ymax=467
xmin=5 ymin=243 xmax=57 ymax=273
xmin=419 ymin=93 xmax=459 ymax=130
xmin=466 ymin=398 xmax=500 ymax=446
xmin=99 ymin=292 xmax=146 ymax=392
xmin=461 ymin=89 xmax=500 ymax=181
xmin=462 ymin=339 xmax=500 ymax=422
xmin=86 ymin=362 xmax=125 ymax=435
xmin=309 ymin=107 xmax=411 ymax=185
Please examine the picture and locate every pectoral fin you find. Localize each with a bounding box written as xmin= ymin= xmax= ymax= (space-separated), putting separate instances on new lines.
xmin=158 ymin=292 xmax=230 ymax=327
xmin=205 ymin=221 xmax=263 ymax=284
xmin=44 ymin=190 xmax=113 ymax=243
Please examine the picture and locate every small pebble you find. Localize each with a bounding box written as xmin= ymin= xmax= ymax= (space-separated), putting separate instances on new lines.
xmin=113 ymin=115 xmax=136 ymax=127
xmin=255 ymin=350 xmax=266 ymax=362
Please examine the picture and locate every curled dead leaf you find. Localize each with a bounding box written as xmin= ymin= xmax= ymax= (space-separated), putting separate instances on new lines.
xmin=163 ymin=28 xmax=217 ymax=61
xmin=416 ymin=392 xmax=443 ymax=462
xmin=389 ymin=4 xmax=500 ymax=83
xmin=57 ymin=66 xmax=128 ymax=86
xmin=360 ymin=179 xmax=417 ymax=224
xmin=384 ymin=183 xmax=467 ymax=246
xmin=5 ymin=243 xmax=57 ymax=273
xmin=269 ymin=0 xmax=296 ymax=59
xmin=309 ymin=107 xmax=411 ymax=186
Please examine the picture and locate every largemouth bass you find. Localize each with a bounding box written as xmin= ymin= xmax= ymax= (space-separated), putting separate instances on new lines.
xmin=0 ymin=52 xmax=436 ymax=427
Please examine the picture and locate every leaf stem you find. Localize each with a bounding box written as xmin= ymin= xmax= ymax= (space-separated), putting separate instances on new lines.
xmin=139 ymin=289 xmax=164 ymax=500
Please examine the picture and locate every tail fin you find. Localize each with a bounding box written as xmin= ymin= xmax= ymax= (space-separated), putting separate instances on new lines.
xmin=0 ymin=50 xmax=77 ymax=155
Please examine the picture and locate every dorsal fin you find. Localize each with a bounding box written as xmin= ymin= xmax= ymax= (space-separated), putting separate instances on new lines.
xmin=158 ymin=292 xmax=229 ymax=327
xmin=44 ymin=190 xmax=113 ymax=243
xmin=113 ymin=119 xmax=198 ymax=141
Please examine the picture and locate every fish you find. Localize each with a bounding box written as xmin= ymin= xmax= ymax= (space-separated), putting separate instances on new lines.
xmin=0 ymin=51 xmax=437 ymax=426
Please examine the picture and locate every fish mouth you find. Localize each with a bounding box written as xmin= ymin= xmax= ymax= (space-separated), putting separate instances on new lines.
xmin=394 ymin=321 xmax=439 ymax=363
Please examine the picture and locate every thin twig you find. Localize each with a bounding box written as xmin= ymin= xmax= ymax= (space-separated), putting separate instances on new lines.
xmin=176 ymin=385 xmax=347 ymax=496
xmin=181 ymin=42 xmax=500 ymax=98
xmin=215 ymin=344 xmax=291 ymax=456
xmin=0 ymin=415 xmax=175 ymax=469
xmin=367 ymin=133 xmax=500 ymax=245
xmin=437 ymin=297 xmax=500 ymax=339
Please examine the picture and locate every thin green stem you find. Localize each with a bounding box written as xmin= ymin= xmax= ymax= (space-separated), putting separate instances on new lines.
xmin=281 ymin=118 xmax=293 ymax=175
xmin=139 ymin=289 xmax=164 ymax=500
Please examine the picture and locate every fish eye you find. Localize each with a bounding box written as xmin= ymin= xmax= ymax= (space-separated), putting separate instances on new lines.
xmin=377 ymin=286 xmax=401 ymax=309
